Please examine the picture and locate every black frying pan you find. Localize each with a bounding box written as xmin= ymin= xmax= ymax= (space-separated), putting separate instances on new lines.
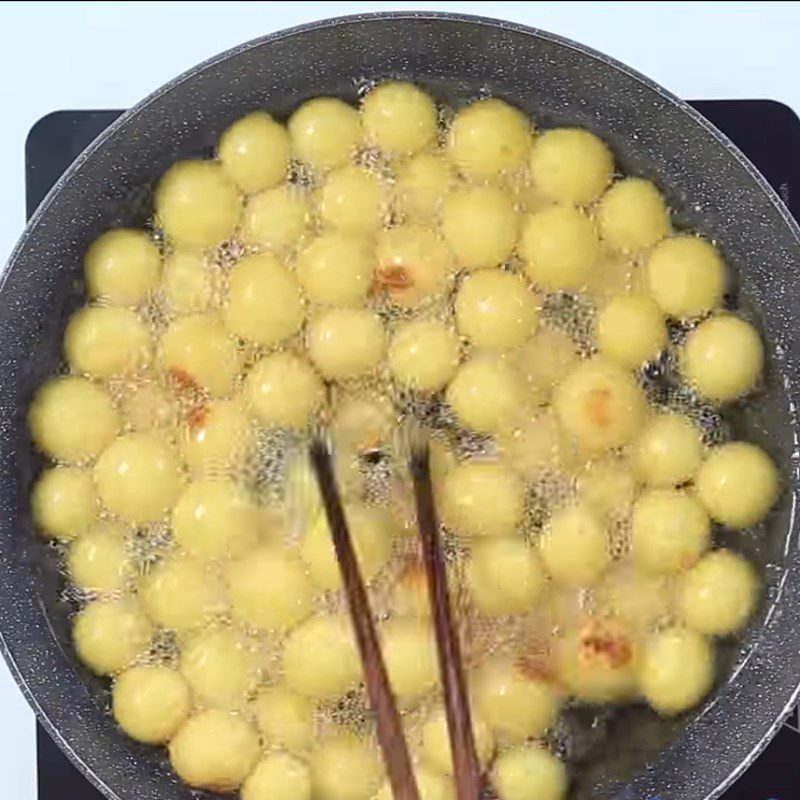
xmin=2 ymin=12 xmax=800 ymax=800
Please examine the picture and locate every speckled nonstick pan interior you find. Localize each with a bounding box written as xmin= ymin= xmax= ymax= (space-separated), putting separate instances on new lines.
xmin=2 ymin=11 xmax=800 ymax=800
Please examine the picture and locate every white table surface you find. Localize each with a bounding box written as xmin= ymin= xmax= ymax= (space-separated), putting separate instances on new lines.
xmin=1 ymin=2 xmax=798 ymax=798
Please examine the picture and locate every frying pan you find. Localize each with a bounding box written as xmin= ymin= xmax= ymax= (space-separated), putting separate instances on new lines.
xmin=2 ymin=11 xmax=800 ymax=800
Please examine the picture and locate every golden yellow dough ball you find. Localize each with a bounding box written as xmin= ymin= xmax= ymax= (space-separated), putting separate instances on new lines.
xmin=677 ymin=549 xmax=759 ymax=636
xmin=120 ymin=381 xmax=178 ymax=432
xmin=140 ymin=553 xmax=223 ymax=631
xmin=242 ymin=753 xmax=312 ymax=800
xmin=84 ymin=228 xmax=161 ymax=306
xmin=362 ymin=81 xmax=438 ymax=155
xmin=296 ymin=232 xmax=373 ymax=307
xmin=224 ymin=253 xmax=304 ymax=346
xmin=638 ymin=627 xmax=715 ymax=715
xmin=161 ymin=249 xmax=214 ymax=315
xmin=169 ymin=709 xmax=260 ymax=792
xmin=631 ymin=489 xmax=710 ymax=575
xmin=302 ymin=504 xmax=394 ymax=590
xmin=633 ymin=413 xmax=703 ymax=488
xmin=172 ymin=479 xmax=258 ymax=560
xmin=447 ymin=98 xmax=531 ymax=179
xmin=179 ymin=399 xmax=255 ymax=477
xmin=28 ymin=376 xmax=119 ymax=462
xmin=388 ymin=319 xmax=460 ymax=392
xmin=441 ymin=460 xmax=524 ymax=538
xmin=67 ymin=521 xmax=130 ymax=592
xmin=31 ymin=466 xmax=96 ymax=541
xmin=597 ymin=177 xmax=670 ymax=254
xmin=474 ymin=657 xmax=560 ymax=742
xmin=377 ymin=767 xmax=453 ymax=800
xmin=160 ymin=314 xmax=239 ymax=398
xmin=381 ymin=617 xmax=438 ymax=699
xmin=441 ymin=186 xmax=518 ymax=270
xmin=467 ymin=537 xmax=546 ymax=616
xmin=541 ymin=504 xmax=610 ymax=587
xmin=445 ymin=355 xmax=526 ymax=433
xmin=528 ymin=127 xmax=614 ymax=205
xmin=253 ymin=686 xmax=314 ymax=753
xmin=331 ymin=394 xmax=394 ymax=454
xmin=420 ymin=707 xmax=494 ymax=775
xmin=394 ymin=153 xmax=455 ymax=221
xmin=597 ymin=565 xmax=672 ymax=633
xmin=497 ymin=409 xmax=573 ymax=480
xmin=320 ymin=165 xmax=386 ymax=234
xmin=455 ymin=269 xmax=538 ymax=350
xmin=155 ymin=160 xmax=241 ymax=248
xmin=289 ymin=97 xmax=361 ymax=171
xmin=646 ymin=235 xmax=725 ymax=318
xmin=240 ymin=185 xmax=311 ymax=253
xmin=95 ymin=433 xmax=182 ymax=523
xmin=595 ymin=294 xmax=666 ymax=368
xmin=112 ymin=665 xmax=191 ymax=744
xmin=577 ymin=457 xmax=636 ymax=520
xmin=307 ymin=308 xmax=386 ymax=380
xmin=554 ymin=358 xmax=647 ymax=454
xmin=64 ymin=306 xmax=150 ymax=379
xmin=310 ymin=734 xmax=384 ymax=800
xmin=518 ymin=328 xmax=579 ymax=405
xmin=374 ymin=224 xmax=454 ymax=307
xmin=681 ymin=314 xmax=764 ymax=402
xmin=73 ymin=598 xmax=153 ymax=675
xmin=585 ymin=254 xmax=638 ymax=298
xmin=218 ymin=110 xmax=290 ymax=193
xmin=244 ymin=352 xmax=323 ymax=429
xmin=283 ymin=615 xmax=361 ymax=699
xmin=696 ymin=441 xmax=779 ymax=528
xmin=519 ymin=204 xmax=600 ymax=291
xmin=491 ymin=746 xmax=567 ymax=800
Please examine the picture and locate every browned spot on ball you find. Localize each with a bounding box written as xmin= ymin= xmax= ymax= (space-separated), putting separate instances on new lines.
xmin=372 ymin=265 xmax=413 ymax=294
xmin=186 ymin=403 xmax=209 ymax=431
xmin=168 ymin=368 xmax=200 ymax=394
xmin=586 ymin=388 xmax=612 ymax=428
xmin=578 ymin=619 xmax=632 ymax=669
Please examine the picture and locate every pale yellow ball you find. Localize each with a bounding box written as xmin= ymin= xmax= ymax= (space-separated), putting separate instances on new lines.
xmin=491 ymin=746 xmax=567 ymax=800
xmin=161 ymin=249 xmax=214 ymax=314
xmin=67 ymin=521 xmax=130 ymax=592
xmin=441 ymin=460 xmax=524 ymax=538
xmin=218 ymin=110 xmax=290 ymax=193
xmin=377 ymin=767 xmax=453 ymax=800
xmin=155 ymin=160 xmax=241 ymax=248
xmin=394 ymin=153 xmax=454 ymax=221
xmin=447 ymin=98 xmax=531 ymax=179
xmin=518 ymin=328 xmax=579 ymax=405
xmin=595 ymin=294 xmax=666 ymax=368
xmin=362 ymin=81 xmax=438 ymax=155
xmin=112 ymin=666 xmax=191 ymax=744
xmin=310 ymin=734 xmax=384 ymax=800
xmin=455 ymin=269 xmax=538 ymax=350
xmin=381 ymin=617 xmax=438 ymax=699
xmin=682 ymin=314 xmax=764 ymax=402
xmin=320 ymin=165 xmax=386 ymax=234
xmin=31 ymin=466 xmax=96 ymax=541
xmin=577 ymin=457 xmax=636 ymax=520
xmin=242 ymin=753 xmax=312 ymax=800
xmin=638 ymin=627 xmax=715 ymax=715
xmin=95 ymin=433 xmax=182 ymax=523
xmin=253 ymin=686 xmax=314 ymax=752
xmin=388 ymin=319 xmax=459 ymax=392
xmin=528 ymin=127 xmax=614 ymax=205
xmin=597 ymin=177 xmax=670 ymax=254
xmin=631 ymin=489 xmax=710 ymax=574
xmin=497 ymin=409 xmax=572 ymax=479
xmin=519 ymin=204 xmax=600 ymax=291
xmin=119 ymin=381 xmax=178 ymax=432
xmin=441 ymin=186 xmax=518 ymax=270
xmin=331 ymin=395 xmax=394 ymax=454
xmin=169 ymin=709 xmax=260 ymax=792
xmin=245 ymin=352 xmax=323 ymax=429
xmin=240 ymin=185 xmax=311 ymax=253
xmin=696 ymin=442 xmax=779 ymax=528
xmin=289 ymin=97 xmax=361 ymax=170
xmin=28 ymin=376 xmax=119 ymax=462
xmin=307 ymin=308 xmax=386 ymax=380
xmin=296 ymin=232 xmax=373 ymax=307
xmin=84 ymin=228 xmax=161 ymax=306
xmin=633 ymin=413 xmax=703 ymax=487
xmin=541 ymin=504 xmax=610 ymax=587
xmin=646 ymin=235 xmax=725 ymax=318
xmin=596 ymin=565 xmax=672 ymax=633
xmin=421 ymin=707 xmax=494 ymax=775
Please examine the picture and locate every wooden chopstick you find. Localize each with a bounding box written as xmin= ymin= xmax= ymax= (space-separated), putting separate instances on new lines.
xmin=409 ymin=443 xmax=483 ymax=800
xmin=309 ymin=440 xmax=420 ymax=800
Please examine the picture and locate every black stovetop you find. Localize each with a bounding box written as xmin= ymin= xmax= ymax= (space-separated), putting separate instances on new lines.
xmin=26 ymin=101 xmax=800 ymax=800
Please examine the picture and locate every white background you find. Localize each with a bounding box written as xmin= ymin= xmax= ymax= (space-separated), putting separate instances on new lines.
xmin=0 ymin=2 xmax=798 ymax=798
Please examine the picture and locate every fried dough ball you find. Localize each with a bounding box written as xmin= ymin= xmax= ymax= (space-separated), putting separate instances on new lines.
xmin=447 ymin=98 xmax=531 ymax=179
xmin=28 ymin=376 xmax=119 ymax=462
xmin=120 ymin=381 xmax=178 ymax=432
xmin=596 ymin=565 xmax=672 ymax=633
xmin=331 ymin=395 xmax=394 ymax=454
xmin=491 ymin=746 xmax=567 ymax=800
xmin=362 ymin=81 xmax=438 ymax=155
xmin=310 ymin=734 xmax=384 ymax=800
xmin=320 ymin=165 xmax=386 ymax=234
xmin=67 ymin=521 xmax=130 ymax=592
xmin=394 ymin=153 xmax=455 ymax=221
xmin=296 ymin=232 xmax=373 ymax=307
xmin=528 ymin=127 xmax=614 ymax=205
xmin=85 ymin=228 xmax=161 ymax=306
xmin=31 ymin=466 xmax=96 ymax=541
xmin=696 ymin=442 xmax=779 ymax=528
xmin=73 ymin=598 xmax=153 ymax=675
xmin=595 ymin=294 xmax=666 ymax=368
xmin=169 ymin=709 xmax=260 ymax=792
xmin=307 ymin=308 xmax=386 ymax=380
xmin=497 ymin=409 xmax=573 ymax=479
xmin=112 ymin=666 xmax=191 ymax=744
xmin=161 ymin=249 xmax=214 ymax=314
xmin=240 ymin=185 xmax=311 ymax=253
xmin=218 ymin=111 xmax=290 ymax=193
xmin=518 ymin=328 xmax=579 ymax=405
xmin=540 ymin=504 xmax=610 ymax=587
xmin=253 ymin=686 xmax=314 ymax=753
xmin=632 ymin=413 xmax=703 ymax=487
xmin=380 ymin=617 xmax=438 ymax=699
xmin=377 ymin=767 xmax=453 ymax=800
xmin=155 ymin=160 xmax=240 ymax=248
xmin=421 ymin=707 xmax=494 ymax=775
xmin=242 ymin=753 xmax=312 ymax=800
xmin=597 ymin=177 xmax=670 ymax=253
xmin=289 ymin=97 xmax=361 ymax=170
xmin=388 ymin=319 xmax=460 ymax=392
xmin=577 ymin=457 xmax=636 ymax=520
xmin=681 ymin=314 xmax=764 ymax=402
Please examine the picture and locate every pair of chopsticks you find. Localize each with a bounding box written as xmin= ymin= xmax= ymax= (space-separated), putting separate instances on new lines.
xmin=309 ymin=438 xmax=482 ymax=800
